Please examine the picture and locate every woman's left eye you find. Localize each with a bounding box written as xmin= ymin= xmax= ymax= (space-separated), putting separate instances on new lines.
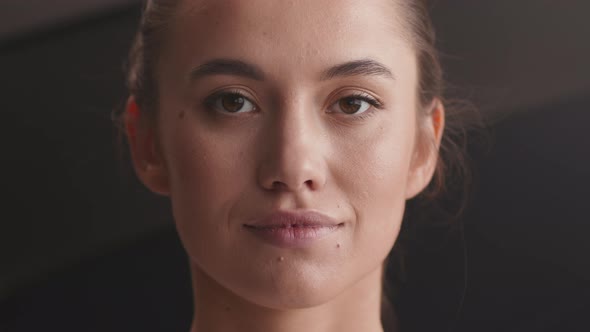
xmin=329 ymin=94 xmax=381 ymax=116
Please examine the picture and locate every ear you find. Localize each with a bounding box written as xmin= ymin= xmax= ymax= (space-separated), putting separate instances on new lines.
xmin=125 ymin=96 xmax=171 ymax=196
xmin=405 ymin=99 xmax=445 ymax=199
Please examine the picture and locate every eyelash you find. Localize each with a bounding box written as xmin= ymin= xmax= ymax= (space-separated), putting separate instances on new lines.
xmin=203 ymin=88 xmax=254 ymax=113
xmin=203 ymin=89 xmax=384 ymax=120
xmin=338 ymin=92 xmax=384 ymax=120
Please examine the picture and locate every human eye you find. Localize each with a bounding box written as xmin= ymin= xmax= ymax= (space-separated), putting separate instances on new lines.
xmin=328 ymin=92 xmax=384 ymax=119
xmin=203 ymin=89 xmax=258 ymax=114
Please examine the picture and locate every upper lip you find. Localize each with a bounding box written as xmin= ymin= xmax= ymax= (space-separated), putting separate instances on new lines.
xmin=244 ymin=210 xmax=343 ymax=229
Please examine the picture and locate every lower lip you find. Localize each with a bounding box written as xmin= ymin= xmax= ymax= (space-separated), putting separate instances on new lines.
xmin=244 ymin=224 xmax=342 ymax=248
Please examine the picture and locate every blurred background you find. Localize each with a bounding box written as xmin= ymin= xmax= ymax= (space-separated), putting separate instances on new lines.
xmin=1 ymin=1 xmax=589 ymax=331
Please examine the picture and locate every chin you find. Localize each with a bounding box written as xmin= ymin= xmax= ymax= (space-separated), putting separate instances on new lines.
xmin=241 ymin=277 xmax=345 ymax=310
xmin=224 ymin=260 xmax=350 ymax=310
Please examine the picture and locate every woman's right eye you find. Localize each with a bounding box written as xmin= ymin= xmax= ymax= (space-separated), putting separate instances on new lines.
xmin=205 ymin=92 xmax=257 ymax=114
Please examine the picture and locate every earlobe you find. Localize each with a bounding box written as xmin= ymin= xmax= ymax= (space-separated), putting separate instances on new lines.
xmin=125 ymin=96 xmax=171 ymax=196
xmin=405 ymin=99 xmax=445 ymax=199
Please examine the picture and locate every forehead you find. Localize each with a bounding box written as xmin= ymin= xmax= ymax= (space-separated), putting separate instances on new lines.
xmin=177 ymin=0 xmax=400 ymax=30
xmin=163 ymin=0 xmax=413 ymax=81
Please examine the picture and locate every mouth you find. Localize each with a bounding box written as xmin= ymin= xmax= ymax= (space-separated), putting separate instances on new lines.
xmin=243 ymin=210 xmax=344 ymax=248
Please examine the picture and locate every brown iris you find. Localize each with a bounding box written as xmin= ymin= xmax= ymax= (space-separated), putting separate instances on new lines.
xmin=221 ymin=93 xmax=246 ymax=113
xmin=339 ymin=97 xmax=363 ymax=114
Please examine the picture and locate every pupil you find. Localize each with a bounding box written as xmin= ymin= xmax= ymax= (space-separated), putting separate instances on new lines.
xmin=340 ymin=98 xmax=361 ymax=114
xmin=222 ymin=94 xmax=244 ymax=112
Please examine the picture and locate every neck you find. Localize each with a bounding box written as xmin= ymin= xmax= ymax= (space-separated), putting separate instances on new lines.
xmin=188 ymin=262 xmax=391 ymax=332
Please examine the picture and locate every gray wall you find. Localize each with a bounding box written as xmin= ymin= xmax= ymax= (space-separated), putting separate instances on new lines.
xmin=0 ymin=0 xmax=139 ymax=41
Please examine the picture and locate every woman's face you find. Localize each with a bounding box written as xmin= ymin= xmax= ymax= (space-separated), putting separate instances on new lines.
xmin=131 ymin=0 xmax=441 ymax=309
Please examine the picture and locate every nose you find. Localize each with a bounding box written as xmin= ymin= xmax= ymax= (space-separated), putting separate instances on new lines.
xmin=257 ymin=101 xmax=327 ymax=193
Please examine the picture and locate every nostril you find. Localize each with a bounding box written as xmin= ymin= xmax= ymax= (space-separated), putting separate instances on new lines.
xmin=271 ymin=181 xmax=288 ymax=191
xmin=269 ymin=179 xmax=315 ymax=192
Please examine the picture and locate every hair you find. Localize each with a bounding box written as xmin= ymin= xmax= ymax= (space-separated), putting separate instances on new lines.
xmin=113 ymin=0 xmax=480 ymax=330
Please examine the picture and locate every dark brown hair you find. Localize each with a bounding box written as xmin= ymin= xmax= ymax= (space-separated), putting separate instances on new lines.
xmin=113 ymin=0 xmax=478 ymax=330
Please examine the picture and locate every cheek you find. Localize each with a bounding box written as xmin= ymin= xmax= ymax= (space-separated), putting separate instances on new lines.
xmin=159 ymin=117 xmax=255 ymax=257
xmin=333 ymin=115 xmax=416 ymax=260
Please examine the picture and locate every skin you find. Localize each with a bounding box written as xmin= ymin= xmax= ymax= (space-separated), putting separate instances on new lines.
xmin=126 ymin=0 xmax=444 ymax=331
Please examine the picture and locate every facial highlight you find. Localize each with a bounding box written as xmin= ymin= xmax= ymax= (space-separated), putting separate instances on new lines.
xmin=129 ymin=0 xmax=441 ymax=311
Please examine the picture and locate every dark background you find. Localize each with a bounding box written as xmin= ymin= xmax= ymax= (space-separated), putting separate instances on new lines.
xmin=1 ymin=1 xmax=589 ymax=331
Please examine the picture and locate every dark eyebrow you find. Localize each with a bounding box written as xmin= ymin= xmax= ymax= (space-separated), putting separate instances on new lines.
xmin=321 ymin=59 xmax=395 ymax=81
xmin=189 ymin=58 xmax=393 ymax=82
xmin=189 ymin=58 xmax=265 ymax=81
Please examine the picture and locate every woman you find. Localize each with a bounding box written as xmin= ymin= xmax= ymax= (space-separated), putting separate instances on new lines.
xmin=120 ymin=0 xmax=466 ymax=331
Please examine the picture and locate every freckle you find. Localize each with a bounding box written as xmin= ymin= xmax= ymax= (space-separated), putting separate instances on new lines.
xmin=178 ymin=110 xmax=185 ymax=119
xmin=224 ymin=306 xmax=231 ymax=312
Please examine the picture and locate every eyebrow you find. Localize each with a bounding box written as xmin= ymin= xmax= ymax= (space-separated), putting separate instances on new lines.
xmin=320 ymin=59 xmax=395 ymax=81
xmin=190 ymin=58 xmax=266 ymax=81
xmin=189 ymin=58 xmax=394 ymax=82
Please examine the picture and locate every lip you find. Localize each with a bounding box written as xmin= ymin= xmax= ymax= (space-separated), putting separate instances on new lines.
xmin=243 ymin=210 xmax=344 ymax=248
